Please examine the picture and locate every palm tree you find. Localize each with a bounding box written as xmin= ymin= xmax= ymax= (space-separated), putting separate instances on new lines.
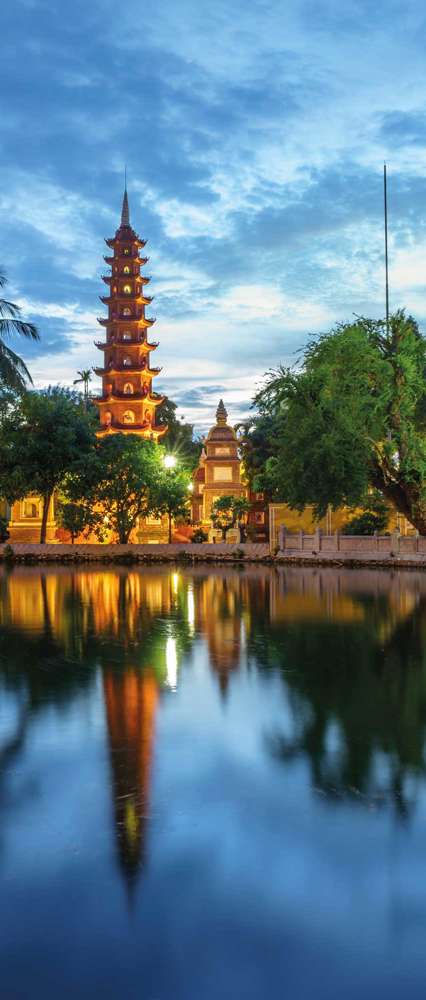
xmin=0 ymin=271 xmax=39 ymax=392
xmin=73 ymin=369 xmax=92 ymax=409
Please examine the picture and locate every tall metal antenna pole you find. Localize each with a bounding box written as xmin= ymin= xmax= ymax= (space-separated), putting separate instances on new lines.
xmin=384 ymin=162 xmax=390 ymax=333
xmin=124 ymin=164 xmax=127 ymax=191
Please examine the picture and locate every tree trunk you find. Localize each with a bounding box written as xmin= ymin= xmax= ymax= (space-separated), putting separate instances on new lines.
xmin=40 ymin=494 xmax=51 ymax=544
xmin=371 ymin=464 xmax=426 ymax=534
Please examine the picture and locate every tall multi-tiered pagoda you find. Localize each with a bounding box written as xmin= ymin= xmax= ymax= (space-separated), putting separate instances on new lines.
xmin=93 ymin=187 xmax=167 ymax=438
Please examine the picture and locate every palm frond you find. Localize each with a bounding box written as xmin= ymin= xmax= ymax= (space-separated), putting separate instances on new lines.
xmin=0 ymin=342 xmax=32 ymax=393
xmin=0 ymin=316 xmax=39 ymax=340
xmin=0 ymin=269 xmax=39 ymax=340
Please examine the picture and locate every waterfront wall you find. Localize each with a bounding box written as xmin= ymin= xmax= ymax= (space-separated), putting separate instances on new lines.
xmin=2 ymin=535 xmax=426 ymax=567
xmin=0 ymin=542 xmax=271 ymax=563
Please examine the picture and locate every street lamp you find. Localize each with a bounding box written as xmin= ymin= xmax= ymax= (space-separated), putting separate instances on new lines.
xmin=163 ymin=454 xmax=176 ymax=470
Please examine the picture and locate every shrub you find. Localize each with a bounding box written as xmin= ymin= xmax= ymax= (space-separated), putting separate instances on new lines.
xmin=191 ymin=526 xmax=208 ymax=543
xmin=0 ymin=514 xmax=10 ymax=543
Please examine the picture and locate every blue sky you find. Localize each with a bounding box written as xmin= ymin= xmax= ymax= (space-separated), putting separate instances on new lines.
xmin=2 ymin=0 xmax=426 ymax=429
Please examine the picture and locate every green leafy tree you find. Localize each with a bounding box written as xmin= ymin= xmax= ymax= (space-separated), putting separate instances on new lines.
xmin=56 ymin=498 xmax=95 ymax=543
xmin=68 ymin=435 xmax=164 ymax=544
xmin=254 ymin=311 xmax=426 ymax=533
xmin=0 ymin=387 xmax=96 ymax=542
xmin=211 ymin=495 xmax=250 ymax=540
xmin=0 ymin=271 xmax=39 ymax=391
xmin=156 ymin=397 xmax=202 ymax=469
xmin=151 ymin=466 xmax=192 ymax=543
xmin=342 ymin=492 xmax=391 ymax=536
xmin=236 ymin=413 xmax=278 ymax=499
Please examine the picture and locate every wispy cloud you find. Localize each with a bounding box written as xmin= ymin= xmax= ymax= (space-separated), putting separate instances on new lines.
xmin=2 ymin=0 xmax=426 ymax=424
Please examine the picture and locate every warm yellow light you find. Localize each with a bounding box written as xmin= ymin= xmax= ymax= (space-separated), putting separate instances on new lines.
xmin=123 ymin=284 xmax=132 ymax=294
xmin=172 ymin=572 xmax=179 ymax=594
xmin=166 ymin=636 xmax=178 ymax=690
xmin=163 ymin=454 xmax=176 ymax=469
xmin=187 ymin=482 xmax=194 ymax=492
xmin=187 ymin=586 xmax=195 ymax=630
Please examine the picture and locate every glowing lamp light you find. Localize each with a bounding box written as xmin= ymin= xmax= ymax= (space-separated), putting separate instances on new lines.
xmin=187 ymin=482 xmax=194 ymax=492
xmin=163 ymin=454 xmax=176 ymax=469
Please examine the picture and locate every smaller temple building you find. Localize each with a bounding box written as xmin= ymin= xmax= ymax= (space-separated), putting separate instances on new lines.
xmin=191 ymin=400 xmax=247 ymax=541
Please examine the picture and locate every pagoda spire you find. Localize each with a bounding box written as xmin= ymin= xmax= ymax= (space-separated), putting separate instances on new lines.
xmin=121 ymin=179 xmax=130 ymax=226
xmin=216 ymin=399 xmax=228 ymax=425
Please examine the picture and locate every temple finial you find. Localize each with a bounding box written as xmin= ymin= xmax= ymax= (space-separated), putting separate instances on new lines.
xmin=216 ymin=399 xmax=227 ymax=425
xmin=121 ymin=169 xmax=129 ymax=226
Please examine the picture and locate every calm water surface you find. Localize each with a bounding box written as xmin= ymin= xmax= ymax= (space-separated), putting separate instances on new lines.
xmin=1 ymin=564 xmax=426 ymax=998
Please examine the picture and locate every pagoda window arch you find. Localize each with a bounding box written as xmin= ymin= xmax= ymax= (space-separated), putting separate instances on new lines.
xmin=122 ymin=331 xmax=131 ymax=341
xmin=123 ymin=248 xmax=130 ymax=255
xmin=123 ymin=284 xmax=132 ymax=295
xmin=123 ymin=307 xmax=131 ymax=316
xmin=123 ymin=266 xmax=130 ymax=274
xmin=123 ymin=382 xmax=134 ymax=395
xmin=123 ymin=410 xmax=135 ymax=424
xmin=104 ymin=411 xmax=112 ymax=427
xmin=123 ymin=356 xmax=132 ymax=367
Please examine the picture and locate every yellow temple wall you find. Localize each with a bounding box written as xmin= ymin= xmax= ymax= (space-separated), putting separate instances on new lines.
xmin=269 ymin=503 xmax=413 ymax=549
xmin=7 ymin=495 xmax=57 ymax=543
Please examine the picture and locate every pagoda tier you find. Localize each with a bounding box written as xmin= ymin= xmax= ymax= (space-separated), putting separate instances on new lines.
xmin=93 ymin=366 xmax=161 ymax=377
xmin=94 ymin=390 xmax=164 ymax=404
xmin=93 ymin=187 xmax=167 ymax=440
xmin=94 ymin=340 xmax=158 ymax=350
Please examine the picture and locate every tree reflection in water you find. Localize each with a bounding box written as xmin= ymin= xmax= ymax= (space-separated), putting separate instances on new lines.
xmin=2 ymin=563 xmax=426 ymax=895
xmin=257 ymin=568 xmax=426 ymax=819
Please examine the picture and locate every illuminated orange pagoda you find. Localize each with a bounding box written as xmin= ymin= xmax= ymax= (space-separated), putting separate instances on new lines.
xmin=93 ymin=186 xmax=167 ymax=438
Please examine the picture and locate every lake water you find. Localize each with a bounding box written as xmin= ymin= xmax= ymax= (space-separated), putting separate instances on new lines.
xmin=1 ymin=564 xmax=426 ymax=999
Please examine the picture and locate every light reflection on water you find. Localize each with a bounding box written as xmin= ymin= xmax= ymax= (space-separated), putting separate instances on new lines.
xmin=1 ymin=565 xmax=426 ymax=998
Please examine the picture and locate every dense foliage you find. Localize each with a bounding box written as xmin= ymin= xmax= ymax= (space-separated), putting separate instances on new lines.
xmin=157 ymin=397 xmax=202 ymax=470
xmin=342 ymin=492 xmax=391 ymax=536
xmin=65 ymin=435 xmax=164 ymax=544
xmin=150 ymin=465 xmax=192 ymax=542
xmin=0 ymin=387 xmax=95 ymax=542
xmin=253 ymin=311 xmax=426 ymax=532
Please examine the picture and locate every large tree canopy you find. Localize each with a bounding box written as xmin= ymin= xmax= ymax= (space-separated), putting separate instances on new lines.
xmin=253 ymin=311 xmax=426 ymax=533
xmin=67 ymin=435 xmax=164 ymax=544
xmin=0 ymin=387 xmax=95 ymax=542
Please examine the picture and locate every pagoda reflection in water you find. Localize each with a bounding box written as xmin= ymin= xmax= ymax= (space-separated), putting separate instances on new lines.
xmin=103 ymin=668 xmax=159 ymax=892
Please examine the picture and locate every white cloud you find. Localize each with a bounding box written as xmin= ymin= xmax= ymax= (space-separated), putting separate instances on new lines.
xmin=0 ymin=173 xmax=112 ymax=280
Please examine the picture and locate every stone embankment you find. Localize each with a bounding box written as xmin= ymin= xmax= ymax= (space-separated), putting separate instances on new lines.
xmin=0 ymin=542 xmax=271 ymax=564
xmin=2 ymin=532 xmax=426 ymax=568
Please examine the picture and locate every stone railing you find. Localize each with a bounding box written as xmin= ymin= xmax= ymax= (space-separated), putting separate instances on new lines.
xmin=277 ymin=527 xmax=424 ymax=560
